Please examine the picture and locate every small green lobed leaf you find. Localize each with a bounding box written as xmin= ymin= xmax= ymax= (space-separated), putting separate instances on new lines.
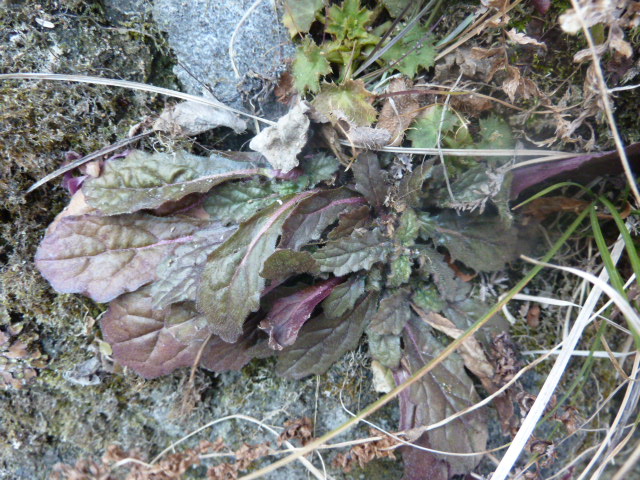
xmin=197 ymin=191 xmax=316 ymax=343
xmin=477 ymin=114 xmax=514 ymax=150
xmin=396 ymin=208 xmax=420 ymax=246
xmin=282 ymin=0 xmax=323 ymax=37
xmin=276 ymin=292 xmax=378 ymax=379
xmin=313 ymin=80 xmax=378 ymax=126
xmin=387 ymin=255 xmax=412 ymax=287
xmin=35 ymin=213 xmax=208 ymax=303
xmin=83 ymin=150 xmax=266 ymax=215
xmin=313 ymin=227 xmax=393 ymax=276
xmin=325 ymin=0 xmax=374 ymax=41
xmin=381 ymin=24 xmax=436 ymax=77
xmin=293 ymin=38 xmax=332 ymax=94
xmin=407 ymin=105 xmax=459 ymax=149
xmin=367 ymin=331 xmax=401 ymax=369
xmin=412 ymin=283 xmax=446 ymax=313
xmin=320 ymin=275 xmax=366 ymax=319
xmin=152 ymin=224 xmax=238 ymax=309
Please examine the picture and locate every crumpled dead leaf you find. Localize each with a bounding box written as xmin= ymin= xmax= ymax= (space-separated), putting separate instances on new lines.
xmin=505 ymin=28 xmax=547 ymax=49
xmin=502 ymin=65 xmax=540 ymax=102
xmin=434 ymin=47 xmax=507 ymax=83
xmin=249 ymin=101 xmax=310 ymax=173
xmin=412 ymin=305 xmax=494 ymax=381
xmin=377 ymin=77 xmax=421 ymax=146
xmin=154 ymin=97 xmax=247 ymax=136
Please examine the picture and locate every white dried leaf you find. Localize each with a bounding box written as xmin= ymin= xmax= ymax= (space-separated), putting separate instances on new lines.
xmin=506 ymin=28 xmax=547 ymax=49
xmin=249 ymin=101 xmax=310 ymax=173
xmin=348 ymin=126 xmax=392 ymax=149
xmin=154 ymin=98 xmax=247 ymax=135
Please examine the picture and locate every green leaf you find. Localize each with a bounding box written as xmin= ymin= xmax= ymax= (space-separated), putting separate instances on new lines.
xmin=412 ymin=283 xmax=446 ymax=313
xmin=260 ymin=249 xmax=318 ymax=280
xmin=351 ymin=152 xmax=387 ymax=209
xmin=476 ymin=115 xmax=514 ymax=150
xmin=326 ymin=0 xmax=374 ymax=42
xmin=299 ymin=153 xmax=341 ymax=187
xmin=402 ymin=318 xmax=487 ymax=474
xmin=83 ymin=150 xmax=266 ymax=215
xmin=407 ymin=105 xmax=459 ymax=149
xmin=388 ymin=255 xmax=412 ymax=287
xmin=321 ymin=275 xmax=366 ymax=319
xmin=369 ymin=288 xmax=412 ymax=335
xmin=313 ymin=227 xmax=393 ymax=276
xmin=427 ymin=210 xmax=523 ymax=272
xmin=282 ymin=0 xmax=323 ymax=37
xmin=204 ymin=179 xmax=284 ymax=225
xmin=293 ymin=38 xmax=332 ymax=94
xmin=381 ymin=25 xmax=436 ymax=77
xmin=197 ymin=191 xmax=316 ymax=342
xmin=381 ymin=0 xmax=420 ymax=18
xmin=152 ymin=224 xmax=238 ymax=309
xmin=276 ymin=292 xmax=377 ymax=379
xmin=396 ymin=208 xmax=419 ymax=246
xmin=35 ymin=213 xmax=208 ymax=303
xmin=396 ymin=161 xmax=434 ymax=210
xmin=313 ymin=80 xmax=377 ymax=126
xmin=367 ymin=331 xmax=401 ymax=368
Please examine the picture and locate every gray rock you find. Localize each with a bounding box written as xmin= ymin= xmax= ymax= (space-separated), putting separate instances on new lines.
xmin=152 ymin=0 xmax=295 ymax=118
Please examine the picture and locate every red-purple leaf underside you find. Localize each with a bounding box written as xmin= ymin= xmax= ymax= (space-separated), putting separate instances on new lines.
xmin=35 ymin=213 xmax=208 ymax=303
xmin=260 ymin=277 xmax=344 ymax=350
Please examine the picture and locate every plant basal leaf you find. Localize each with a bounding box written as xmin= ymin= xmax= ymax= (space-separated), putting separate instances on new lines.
xmin=152 ymin=223 xmax=238 ymax=309
xmin=260 ymin=249 xmax=319 ymax=280
xmin=282 ymin=0 xmax=323 ymax=37
xmin=369 ymin=288 xmax=412 ymax=335
xmin=35 ymin=213 xmax=207 ymax=303
xmin=320 ymin=275 xmax=366 ymax=319
xmin=197 ymin=191 xmax=316 ymax=342
xmin=276 ymin=292 xmax=377 ymax=379
xmin=260 ymin=277 xmax=343 ymax=350
xmin=313 ymin=227 xmax=393 ymax=276
xmin=351 ymin=152 xmax=387 ymax=209
xmin=83 ymin=150 xmax=265 ymax=215
xmin=313 ymin=80 xmax=377 ymax=126
xmin=293 ymin=38 xmax=332 ymax=93
xmin=204 ymin=179 xmax=284 ymax=225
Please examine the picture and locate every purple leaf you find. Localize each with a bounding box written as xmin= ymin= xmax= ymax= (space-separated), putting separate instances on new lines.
xmin=260 ymin=277 xmax=344 ymax=350
xmin=35 ymin=213 xmax=208 ymax=303
xmin=531 ymin=0 xmax=551 ymax=15
xmin=397 ymin=318 xmax=487 ymax=475
xmin=101 ymin=288 xmax=257 ymax=379
xmin=369 ymin=288 xmax=412 ymax=336
xmin=260 ymin=249 xmax=318 ymax=280
xmin=276 ymin=292 xmax=378 ymax=379
xmin=279 ymin=188 xmax=367 ymax=250
xmin=510 ymin=142 xmax=640 ymax=199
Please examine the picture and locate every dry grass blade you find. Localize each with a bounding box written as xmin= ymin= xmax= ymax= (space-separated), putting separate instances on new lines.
xmin=491 ymin=238 xmax=628 ymax=480
xmin=338 ymin=141 xmax=573 ymax=157
xmin=0 ymin=73 xmax=276 ymax=126
xmin=25 ymin=131 xmax=152 ymax=194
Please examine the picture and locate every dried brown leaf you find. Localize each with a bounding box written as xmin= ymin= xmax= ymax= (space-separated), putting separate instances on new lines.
xmin=377 ymin=78 xmax=421 ymax=146
xmin=278 ymin=417 xmax=314 ymax=446
xmin=505 ymin=28 xmax=547 ymax=49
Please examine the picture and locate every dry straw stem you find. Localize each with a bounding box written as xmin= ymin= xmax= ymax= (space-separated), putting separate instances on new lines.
xmin=239 ymin=210 xmax=593 ymax=479
xmin=491 ymin=237 xmax=637 ymax=480
xmin=566 ymin=0 xmax=640 ymax=206
xmin=0 ymin=73 xmax=276 ymax=126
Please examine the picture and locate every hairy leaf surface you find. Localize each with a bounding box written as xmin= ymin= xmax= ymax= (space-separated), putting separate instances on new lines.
xmin=320 ymin=275 xmax=366 ymax=319
xmin=313 ymin=227 xmax=392 ymax=276
xmin=35 ymin=213 xmax=207 ymax=303
xmin=260 ymin=277 xmax=343 ymax=350
xmin=101 ymin=288 xmax=256 ymax=379
xmin=152 ymin=224 xmax=238 ymax=309
xmin=351 ymin=152 xmax=387 ymax=209
xmin=260 ymin=249 xmax=318 ymax=280
xmin=282 ymin=0 xmax=323 ymax=37
xmin=424 ymin=210 xmax=522 ymax=272
xmin=197 ymin=191 xmax=316 ymax=342
xmin=280 ymin=188 xmax=366 ymax=250
xmin=401 ymin=318 xmax=487 ymax=474
xmin=204 ymin=179 xmax=283 ymax=225
xmin=83 ymin=150 xmax=266 ymax=215
xmin=276 ymin=292 xmax=377 ymax=379
xmin=313 ymin=80 xmax=377 ymax=126
xmin=293 ymin=38 xmax=332 ymax=93
xmin=369 ymin=288 xmax=412 ymax=335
